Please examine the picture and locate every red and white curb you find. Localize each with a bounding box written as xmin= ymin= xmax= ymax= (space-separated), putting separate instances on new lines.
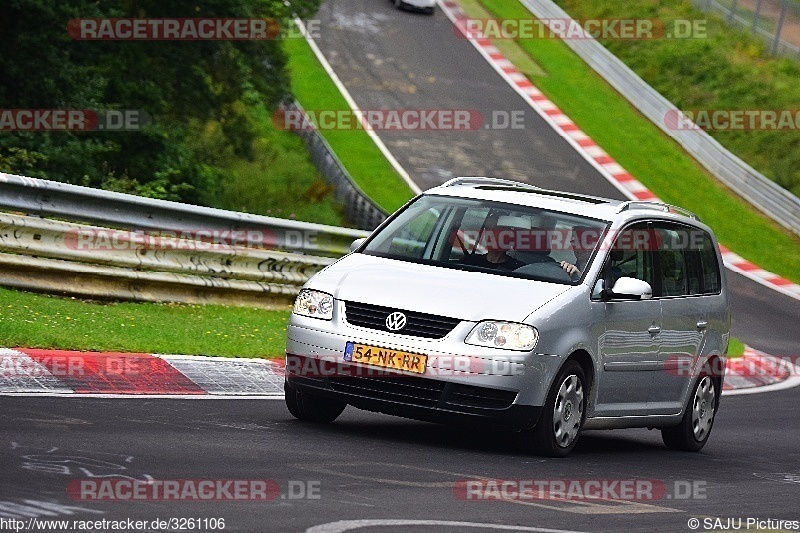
xmin=723 ymin=347 xmax=800 ymax=396
xmin=438 ymin=0 xmax=800 ymax=302
xmin=1 ymin=347 xmax=796 ymax=397
xmin=0 ymin=348 xmax=284 ymax=398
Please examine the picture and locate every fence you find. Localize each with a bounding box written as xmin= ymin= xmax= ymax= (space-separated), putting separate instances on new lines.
xmin=281 ymin=100 xmax=389 ymax=231
xmin=692 ymin=0 xmax=800 ymax=57
xmin=521 ymin=0 xmax=800 ymax=236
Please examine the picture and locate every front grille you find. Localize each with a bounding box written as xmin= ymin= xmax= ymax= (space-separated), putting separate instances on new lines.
xmin=328 ymin=374 xmax=516 ymax=411
xmin=343 ymin=301 xmax=460 ymax=339
xmin=330 ymin=375 xmax=444 ymax=407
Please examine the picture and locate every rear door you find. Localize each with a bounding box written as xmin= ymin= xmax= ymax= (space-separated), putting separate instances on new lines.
xmin=651 ymin=223 xmax=723 ymax=413
xmin=594 ymin=222 xmax=661 ymax=417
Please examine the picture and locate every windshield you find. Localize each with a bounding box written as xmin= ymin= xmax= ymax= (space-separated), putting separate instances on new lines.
xmin=361 ymin=195 xmax=609 ymax=284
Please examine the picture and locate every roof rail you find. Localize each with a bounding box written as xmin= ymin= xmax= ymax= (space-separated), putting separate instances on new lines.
xmin=616 ymin=201 xmax=699 ymax=220
xmin=441 ymin=177 xmax=541 ymax=190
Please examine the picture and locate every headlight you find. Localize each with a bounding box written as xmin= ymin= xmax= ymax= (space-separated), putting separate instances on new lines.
xmin=293 ymin=289 xmax=334 ymax=320
xmin=465 ymin=321 xmax=538 ymax=351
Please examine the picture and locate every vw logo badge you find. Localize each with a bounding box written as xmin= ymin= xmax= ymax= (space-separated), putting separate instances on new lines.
xmin=385 ymin=311 xmax=407 ymax=332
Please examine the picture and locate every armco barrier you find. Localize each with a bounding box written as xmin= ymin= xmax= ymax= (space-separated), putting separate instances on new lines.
xmin=0 ymin=172 xmax=368 ymax=258
xmin=0 ymin=212 xmax=339 ymax=307
xmin=0 ymin=172 xmax=371 ymax=306
xmin=281 ymin=100 xmax=390 ymax=231
xmin=520 ymin=0 xmax=800 ymax=236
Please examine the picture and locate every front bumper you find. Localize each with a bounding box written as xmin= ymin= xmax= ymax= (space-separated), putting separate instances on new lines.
xmin=285 ymin=356 xmax=541 ymax=431
xmin=285 ymin=309 xmax=555 ymax=430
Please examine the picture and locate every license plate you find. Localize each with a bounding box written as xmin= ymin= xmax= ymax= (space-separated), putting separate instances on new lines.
xmin=343 ymin=342 xmax=428 ymax=374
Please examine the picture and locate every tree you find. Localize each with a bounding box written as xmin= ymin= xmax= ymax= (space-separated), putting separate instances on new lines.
xmin=0 ymin=0 xmax=321 ymax=202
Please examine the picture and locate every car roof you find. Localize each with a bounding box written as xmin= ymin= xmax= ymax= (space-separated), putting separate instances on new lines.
xmin=426 ymin=177 xmax=702 ymax=226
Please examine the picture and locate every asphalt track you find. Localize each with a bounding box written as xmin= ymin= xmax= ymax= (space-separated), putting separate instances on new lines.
xmin=310 ymin=0 xmax=799 ymax=357
xmin=1 ymin=391 xmax=798 ymax=532
xmin=1 ymin=3 xmax=799 ymax=532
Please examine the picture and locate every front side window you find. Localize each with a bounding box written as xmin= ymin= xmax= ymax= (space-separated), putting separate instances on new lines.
xmin=605 ymin=222 xmax=655 ymax=288
xmin=360 ymin=195 xmax=608 ymax=285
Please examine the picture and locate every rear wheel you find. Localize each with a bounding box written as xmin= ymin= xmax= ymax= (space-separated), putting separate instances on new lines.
xmin=285 ymin=383 xmax=346 ymax=423
xmin=661 ymin=375 xmax=718 ymax=451
xmin=521 ymin=360 xmax=586 ymax=457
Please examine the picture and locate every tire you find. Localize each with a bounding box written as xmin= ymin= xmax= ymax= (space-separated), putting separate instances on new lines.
xmin=661 ymin=375 xmax=718 ymax=452
xmin=285 ymin=383 xmax=346 ymax=423
xmin=521 ymin=360 xmax=586 ymax=457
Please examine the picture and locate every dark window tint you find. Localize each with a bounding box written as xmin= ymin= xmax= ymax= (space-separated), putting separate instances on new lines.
xmin=698 ymin=233 xmax=721 ymax=294
xmin=652 ymin=222 xmax=721 ymax=297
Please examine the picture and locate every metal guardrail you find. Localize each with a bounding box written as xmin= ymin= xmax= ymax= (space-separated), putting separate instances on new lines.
xmin=0 ymin=172 xmax=372 ymax=306
xmin=521 ymin=0 xmax=800 ymax=236
xmin=281 ymin=100 xmax=389 ymax=231
xmin=0 ymin=172 xmax=368 ymax=258
xmin=0 ymin=212 xmax=340 ymax=307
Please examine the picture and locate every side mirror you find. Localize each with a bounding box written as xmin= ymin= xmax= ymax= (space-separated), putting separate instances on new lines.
xmin=349 ymin=238 xmax=366 ymax=253
xmin=606 ymin=277 xmax=652 ymax=300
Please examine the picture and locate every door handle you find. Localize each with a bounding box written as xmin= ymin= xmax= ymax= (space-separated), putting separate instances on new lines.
xmin=696 ymin=320 xmax=708 ymax=330
xmin=648 ymin=325 xmax=661 ymax=336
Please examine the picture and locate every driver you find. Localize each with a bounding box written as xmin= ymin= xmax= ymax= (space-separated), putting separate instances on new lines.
xmin=559 ymin=227 xmax=595 ymax=279
xmin=460 ymin=213 xmax=526 ymax=271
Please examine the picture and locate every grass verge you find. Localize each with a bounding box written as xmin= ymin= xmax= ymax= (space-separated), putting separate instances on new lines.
xmin=282 ymin=26 xmax=416 ymax=213
xmin=472 ymin=0 xmax=800 ymax=284
xmin=0 ymin=287 xmax=289 ymax=358
xmin=0 ymin=286 xmax=751 ymax=359
xmin=728 ymin=337 xmax=745 ymax=358
xmin=196 ymin=100 xmax=349 ymax=227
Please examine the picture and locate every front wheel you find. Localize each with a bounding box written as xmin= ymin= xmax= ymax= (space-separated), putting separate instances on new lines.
xmin=520 ymin=360 xmax=586 ymax=457
xmin=661 ymin=375 xmax=718 ymax=451
xmin=285 ymin=383 xmax=346 ymax=423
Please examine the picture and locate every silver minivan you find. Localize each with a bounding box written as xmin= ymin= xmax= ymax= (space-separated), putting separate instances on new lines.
xmin=285 ymin=178 xmax=730 ymax=456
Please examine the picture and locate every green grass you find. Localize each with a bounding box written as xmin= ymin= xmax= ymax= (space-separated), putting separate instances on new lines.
xmin=474 ymin=0 xmax=800 ymax=284
xmin=195 ymin=100 xmax=349 ymax=227
xmin=0 ymin=287 xmax=289 ymax=358
xmin=555 ymin=0 xmax=800 ymax=197
xmin=282 ymin=27 xmax=416 ymax=213
xmin=728 ymin=337 xmax=746 ymax=358
xmin=0 ymin=285 xmax=751 ymax=359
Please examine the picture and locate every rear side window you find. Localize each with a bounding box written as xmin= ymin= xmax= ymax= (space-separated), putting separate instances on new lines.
xmin=652 ymin=222 xmax=721 ymax=297
xmin=655 ymin=226 xmax=690 ymax=297
xmin=697 ymin=232 xmax=721 ymax=294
